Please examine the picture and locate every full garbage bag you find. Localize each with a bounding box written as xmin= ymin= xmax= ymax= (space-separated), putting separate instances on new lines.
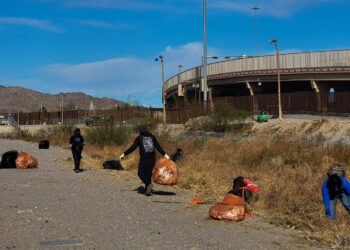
xmin=153 ymin=158 xmax=179 ymax=185
xmin=15 ymin=152 xmax=38 ymax=169
xmin=209 ymin=193 xmax=253 ymax=222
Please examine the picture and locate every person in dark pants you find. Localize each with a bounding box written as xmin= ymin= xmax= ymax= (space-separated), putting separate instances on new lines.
xmin=69 ymin=128 xmax=85 ymax=173
xmin=120 ymin=125 xmax=169 ymax=196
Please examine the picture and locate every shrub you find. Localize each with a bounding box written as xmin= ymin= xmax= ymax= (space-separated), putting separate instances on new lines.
xmin=0 ymin=132 xmax=13 ymax=139
xmin=86 ymin=124 xmax=131 ymax=146
xmin=185 ymin=104 xmax=253 ymax=132
xmin=131 ymin=118 xmax=159 ymax=133
xmin=184 ymin=116 xmax=214 ymax=131
xmin=18 ymin=129 xmax=33 ymax=138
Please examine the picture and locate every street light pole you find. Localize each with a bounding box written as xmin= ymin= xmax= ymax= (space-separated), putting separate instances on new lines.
xmin=155 ymin=56 xmax=166 ymax=124
xmin=203 ymin=0 xmax=208 ymax=102
xmin=269 ymin=39 xmax=282 ymax=120
xmin=252 ymin=6 xmax=260 ymax=57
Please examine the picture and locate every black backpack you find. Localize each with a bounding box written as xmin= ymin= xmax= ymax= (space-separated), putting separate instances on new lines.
xmin=103 ymin=160 xmax=124 ymax=170
xmin=39 ymin=140 xmax=50 ymax=149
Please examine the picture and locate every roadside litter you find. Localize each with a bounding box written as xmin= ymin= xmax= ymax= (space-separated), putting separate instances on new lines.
xmin=209 ymin=193 xmax=253 ymax=222
xmin=171 ymin=148 xmax=183 ymax=162
xmin=210 ymin=176 xmax=260 ymax=222
xmin=188 ymin=198 xmax=204 ymax=205
xmin=103 ymin=160 xmax=124 ymax=170
xmin=39 ymin=140 xmax=50 ymax=149
xmin=153 ymin=158 xmax=179 ymax=185
xmin=0 ymin=150 xmax=18 ymax=168
xmin=16 ymin=152 xmax=38 ymax=168
xmin=0 ymin=151 xmax=38 ymax=169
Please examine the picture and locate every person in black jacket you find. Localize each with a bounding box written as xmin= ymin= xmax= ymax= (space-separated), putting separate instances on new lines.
xmin=120 ymin=125 xmax=169 ymax=196
xmin=69 ymin=128 xmax=85 ymax=173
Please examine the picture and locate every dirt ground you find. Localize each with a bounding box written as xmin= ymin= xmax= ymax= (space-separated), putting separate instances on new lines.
xmin=0 ymin=138 xmax=323 ymax=249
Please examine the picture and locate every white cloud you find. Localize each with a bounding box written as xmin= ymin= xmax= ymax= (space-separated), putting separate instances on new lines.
xmin=0 ymin=17 xmax=63 ymax=32
xmin=36 ymin=42 xmax=220 ymax=105
xmin=63 ymin=0 xmax=161 ymax=10
xmin=210 ymin=0 xmax=338 ymax=18
xmin=73 ymin=20 xmax=114 ymax=29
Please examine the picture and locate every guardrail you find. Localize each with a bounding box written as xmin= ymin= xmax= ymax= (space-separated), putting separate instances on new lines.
xmin=165 ymin=49 xmax=350 ymax=91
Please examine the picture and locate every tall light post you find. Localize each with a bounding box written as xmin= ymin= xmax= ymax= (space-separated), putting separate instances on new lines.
xmin=251 ymin=6 xmax=260 ymax=57
xmin=155 ymin=55 xmax=166 ymax=123
xmin=203 ymin=0 xmax=208 ymax=103
xmin=269 ymin=39 xmax=282 ymax=120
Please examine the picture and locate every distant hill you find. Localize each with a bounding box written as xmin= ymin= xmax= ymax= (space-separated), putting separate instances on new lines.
xmin=0 ymin=85 xmax=125 ymax=113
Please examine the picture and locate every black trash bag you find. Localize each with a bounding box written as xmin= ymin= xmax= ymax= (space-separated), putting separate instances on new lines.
xmin=171 ymin=148 xmax=183 ymax=163
xmin=39 ymin=140 xmax=50 ymax=149
xmin=103 ymin=160 xmax=124 ymax=170
xmin=0 ymin=150 xmax=18 ymax=168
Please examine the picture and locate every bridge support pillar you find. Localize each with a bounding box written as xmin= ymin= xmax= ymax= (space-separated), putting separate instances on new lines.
xmin=246 ymin=81 xmax=254 ymax=96
xmin=246 ymin=81 xmax=259 ymax=113
xmin=311 ymin=80 xmax=322 ymax=113
xmin=311 ymin=80 xmax=320 ymax=93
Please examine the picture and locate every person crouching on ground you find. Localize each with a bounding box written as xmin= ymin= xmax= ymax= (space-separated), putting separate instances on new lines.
xmin=322 ymin=164 xmax=350 ymax=219
xmin=120 ymin=125 xmax=170 ymax=196
xmin=70 ymin=128 xmax=85 ymax=173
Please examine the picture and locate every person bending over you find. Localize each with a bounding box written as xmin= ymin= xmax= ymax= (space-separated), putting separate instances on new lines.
xmin=322 ymin=164 xmax=350 ymax=219
xmin=120 ymin=125 xmax=169 ymax=196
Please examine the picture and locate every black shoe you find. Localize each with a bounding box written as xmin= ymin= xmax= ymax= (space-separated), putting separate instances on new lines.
xmin=145 ymin=184 xmax=153 ymax=196
xmin=74 ymin=169 xmax=80 ymax=173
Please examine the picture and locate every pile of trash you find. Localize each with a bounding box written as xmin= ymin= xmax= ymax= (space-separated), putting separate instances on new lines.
xmin=209 ymin=193 xmax=253 ymax=222
xmin=0 ymin=150 xmax=38 ymax=169
xmin=209 ymin=176 xmax=260 ymax=222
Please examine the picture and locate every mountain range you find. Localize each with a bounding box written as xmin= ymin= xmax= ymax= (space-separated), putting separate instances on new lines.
xmin=0 ymin=85 xmax=124 ymax=113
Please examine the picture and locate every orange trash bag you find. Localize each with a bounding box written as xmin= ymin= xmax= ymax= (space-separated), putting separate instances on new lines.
xmin=153 ymin=158 xmax=179 ymax=185
xmin=209 ymin=194 xmax=253 ymax=222
xmin=27 ymin=156 xmax=38 ymax=168
xmin=15 ymin=152 xmax=30 ymax=169
xmin=15 ymin=152 xmax=38 ymax=169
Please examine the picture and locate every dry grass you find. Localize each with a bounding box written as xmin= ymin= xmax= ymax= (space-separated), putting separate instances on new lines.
xmin=4 ymin=124 xmax=350 ymax=246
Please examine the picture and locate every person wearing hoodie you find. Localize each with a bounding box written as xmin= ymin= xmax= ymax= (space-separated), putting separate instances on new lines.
xmin=322 ymin=164 xmax=350 ymax=219
xmin=120 ymin=125 xmax=170 ymax=196
xmin=69 ymin=128 xmax=85 ymax=173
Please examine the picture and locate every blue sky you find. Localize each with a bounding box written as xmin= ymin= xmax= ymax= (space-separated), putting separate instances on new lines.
xmin=0 ymin=0 xmax=349 ymax=107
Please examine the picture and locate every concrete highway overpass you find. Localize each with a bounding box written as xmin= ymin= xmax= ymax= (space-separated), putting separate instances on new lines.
xmin=164 ymin=49 xmax=350 ymax=115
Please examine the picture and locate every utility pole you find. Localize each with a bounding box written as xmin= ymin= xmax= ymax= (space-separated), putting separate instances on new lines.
xmin=16 ymin=93 xmax=19 ymax=126
xmin=40 ymin=100 xmax=43 ymax=125
xmin=269 ymin=39 xmax=282 ymax=120
xmin=161 ymin=57 xmax=166 ymax=123
xmin=252 ymin=6 xmax=260 ymax=57
xmin=61 ymin=95 xmax=64 ymax=125
xmin=203 ymin=0 xmax=208 ymax=102
xmin=85 ymin=95 xmax=88 ymax=120
xmin=155 ymin=55 xmax=166 ymax=124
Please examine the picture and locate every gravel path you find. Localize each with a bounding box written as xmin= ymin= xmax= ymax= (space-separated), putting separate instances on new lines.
xmin=0 ymin=139 xmax=321 ymax=250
